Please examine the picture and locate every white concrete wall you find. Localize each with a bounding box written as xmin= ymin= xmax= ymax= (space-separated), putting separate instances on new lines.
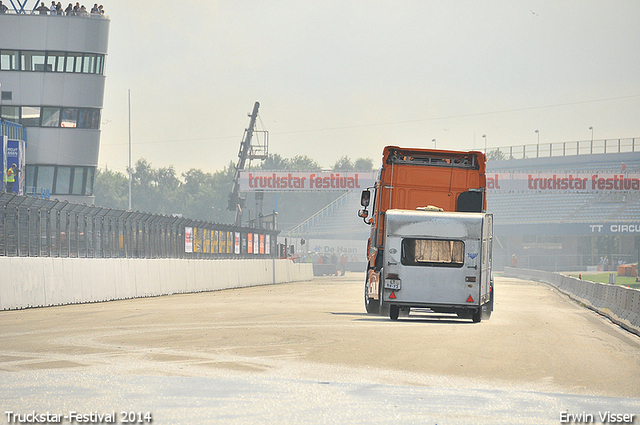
xmin=0 ymin=258 xmax=314 ymax=310
xmin=503 ymin=267 xmax=640 ymax=337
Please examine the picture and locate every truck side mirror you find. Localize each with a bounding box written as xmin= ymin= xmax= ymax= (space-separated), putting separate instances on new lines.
xmin=360 ymin=190 xmax=371 ymax=207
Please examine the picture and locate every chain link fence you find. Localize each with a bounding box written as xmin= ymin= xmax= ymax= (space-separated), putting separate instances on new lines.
xmin=0 ymin=193 xmax=279 ymax=259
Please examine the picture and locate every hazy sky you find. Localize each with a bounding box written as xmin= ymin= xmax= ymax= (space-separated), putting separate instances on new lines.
xmin=98 ymin=1 xmax=640 ymax=175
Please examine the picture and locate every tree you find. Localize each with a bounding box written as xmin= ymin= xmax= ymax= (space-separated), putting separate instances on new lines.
xmin=129 ymin=159 xmax=182 ymax=215
xmin=332 ymin=156 xmax=353 ymax=171
xmin=93 ymin=167 xmax=128 ymax=210
xmin=354 ymin=157 xmax=374 ymax=171
xmin=487 ymin=149 xmax=507 ymax=161
xmin=259 ymin=153 xmax=290 ymax=170
xmin=288 ymin=155 xmax=320 ymax=171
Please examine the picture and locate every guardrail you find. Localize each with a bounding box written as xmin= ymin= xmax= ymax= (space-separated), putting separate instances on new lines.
xmin=503 ymin=267 xmax=640 ymax=336
xmin=489 ymin=138 xmax=638 ymax=160
xmin=0 ymin=193 xmax=279 ymax=259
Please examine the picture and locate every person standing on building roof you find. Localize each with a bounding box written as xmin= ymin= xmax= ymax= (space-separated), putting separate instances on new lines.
xmin=90 ymin=3 xmax=98 ymax=14
xmin=35 ymin=2 xmax=49 ymax=14
xmin=64 ymin=3 xmax=72 ymax=15
xmin=56 ymin=2 xmax=63 ymax=14
xmin=50 ymin=1 xmax=56 ymax=14
xmin=5 ymin=163 xmax=17 ymax=193
xmin=0 ymin=1 xmax=9 ymax=14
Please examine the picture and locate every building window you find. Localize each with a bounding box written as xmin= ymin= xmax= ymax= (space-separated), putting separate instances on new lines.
xmin=1 ymin=106 xmax=101 ymax=129
xmin=0 ymin=50 xmax=105 ymax=75
xmin=26 ymin=165 xmax=36 ymax=189
xmin=21 ymin=106 xmax=41 ymax=126
xmin=1 ymin=91 xmax=12 ymax=101
xmin=54 ymin=166 xmax=72 ymax=194
xmin=86 ymin=167 xmax=95 ymax=195
xmin=0 ymin=106 xmax=19 ymax=121
xmin=71 ymin=168 xmax=85 ymax=195
xmin=78 ymin=108 xmax=100 ymax=129
xmin=46 ymin=51 xmax=67 ymax=73
xmin=82 ymin=53 xmax=96 ymax=73
xmin=21 ymin=51 xmax=47 ymax=71
xmin=41 ymin=107 xmax=61 ymax=127
xmin=27 ymin=165 xmax=95 ymax=196
xmin=95 ymin=55 xmax=104 ymax=74
xmin=61 ymin=108 xmax=78 ymax=128
xmin=36 ymin=166 xmax=55 ymax=194
xmin=0 ymin=50 xmax=19 ymax=71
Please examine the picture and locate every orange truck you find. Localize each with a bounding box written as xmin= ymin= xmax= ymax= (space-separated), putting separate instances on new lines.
xmin=358 ymin=146 xmax=493 ymax=322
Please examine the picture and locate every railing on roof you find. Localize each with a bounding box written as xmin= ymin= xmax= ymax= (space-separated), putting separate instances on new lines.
xmin=0 ymin=119 xmax=27 ymax=141
xmin=0 ymin=2 xmax=107 ymax=17
xmin=488 ymin=138 xmax=639 ymax=161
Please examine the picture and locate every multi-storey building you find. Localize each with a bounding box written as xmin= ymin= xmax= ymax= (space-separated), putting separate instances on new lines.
xmin=0 ymin=2 xmax=109 ymax=203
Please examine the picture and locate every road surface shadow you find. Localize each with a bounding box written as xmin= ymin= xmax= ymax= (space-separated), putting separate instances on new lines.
xmin=331 ymin=311 xmax=475 ymax=324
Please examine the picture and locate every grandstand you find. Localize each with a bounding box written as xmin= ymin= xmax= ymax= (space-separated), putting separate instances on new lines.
xmin=282 ymin=141 xmax=640 ymax=272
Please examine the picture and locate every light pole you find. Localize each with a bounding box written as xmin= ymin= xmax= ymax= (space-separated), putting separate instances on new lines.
xmin=535 ymin=129 xmax=539 ymax=157
xmin=482 ymin=134 xmax=487 ymax=153
xmin=432 ymin=139 xmax=436 ymax=149
xmin=589 ymin=126 xmax=593 ymax=154
xmin=128 ymin=89 xmax=132 ymax=211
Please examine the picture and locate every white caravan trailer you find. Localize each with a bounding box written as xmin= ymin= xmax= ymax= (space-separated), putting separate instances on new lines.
xmin=381 ymin=209 xmax=494 ymax=322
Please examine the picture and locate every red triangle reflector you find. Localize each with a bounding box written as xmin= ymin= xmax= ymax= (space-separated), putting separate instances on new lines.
xmin=466 ymin=295 xmax=474 ymax=303
xmin=389 ymin=292 xmax=396 ymax=299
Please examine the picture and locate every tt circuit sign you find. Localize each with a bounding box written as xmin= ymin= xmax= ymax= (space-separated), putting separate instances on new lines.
xmin=239 ymin=171 xmax=377 ymax=192
xmin=590 ymin=224 xmax=640 ymax=234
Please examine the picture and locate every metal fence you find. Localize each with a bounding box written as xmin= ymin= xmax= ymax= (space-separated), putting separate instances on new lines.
xmin=495 ymin=253 xmax=638 ymax=273
xmin=490 ymin=137 xmax=639 ymax=160
xmin=0 ymin=193 xmax=280 ymax=259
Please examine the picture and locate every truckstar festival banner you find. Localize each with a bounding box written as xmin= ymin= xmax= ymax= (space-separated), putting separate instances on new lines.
xmin=239 ymin=171 xmax=378 ymax=192
xmin=487 ymin=172 xmax=640 ymax=193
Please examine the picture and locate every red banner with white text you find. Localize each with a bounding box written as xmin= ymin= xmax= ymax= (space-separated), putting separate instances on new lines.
xmin=239 ymin=171 xmax=377 ymax=192
xmin=486 ymin=172 xmax=640 ymax=192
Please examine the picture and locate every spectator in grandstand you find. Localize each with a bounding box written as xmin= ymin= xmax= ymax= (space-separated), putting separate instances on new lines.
xmin=35 ymin=2 xmax=49 ymax=14
xmin=510 ymin=254 xmax=518 ymax=267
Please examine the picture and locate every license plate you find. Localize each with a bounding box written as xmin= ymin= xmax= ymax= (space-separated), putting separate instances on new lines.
xmin=384 ymin=279 xmax=401 ymax=290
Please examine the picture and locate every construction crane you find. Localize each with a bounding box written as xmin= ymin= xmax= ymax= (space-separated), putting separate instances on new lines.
xmin=227 ymin=102 xmax=268 ymax=227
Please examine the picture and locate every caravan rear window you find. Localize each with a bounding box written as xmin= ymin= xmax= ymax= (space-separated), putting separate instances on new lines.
xmin=401 ymin=239 xmax=465 ymax=267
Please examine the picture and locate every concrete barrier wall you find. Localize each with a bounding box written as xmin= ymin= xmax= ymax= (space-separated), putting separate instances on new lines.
xmin=503 ymin=267 xmax=640 ymax=336
xmin=0 ymin=258 xmax=314 ymax=311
